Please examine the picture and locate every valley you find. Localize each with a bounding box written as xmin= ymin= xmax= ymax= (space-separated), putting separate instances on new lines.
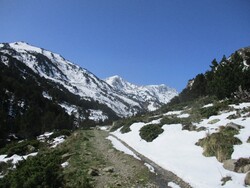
xmin=0 ymin=42 xmax=250 ymax=187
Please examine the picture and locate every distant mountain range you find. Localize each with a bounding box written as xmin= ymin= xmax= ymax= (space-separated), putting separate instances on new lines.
xmin=0 ymin=41 xmax=177 ymax=140
xmin=105 ymin=75 xmax=178 ymax=111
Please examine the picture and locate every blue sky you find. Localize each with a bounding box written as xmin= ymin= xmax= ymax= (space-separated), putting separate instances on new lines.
xmin=1 ymin=0 xmax=250 ymax=91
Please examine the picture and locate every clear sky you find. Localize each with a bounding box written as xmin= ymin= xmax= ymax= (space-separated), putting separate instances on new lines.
xmin=1 ymin=0 xmax=250 ymax=91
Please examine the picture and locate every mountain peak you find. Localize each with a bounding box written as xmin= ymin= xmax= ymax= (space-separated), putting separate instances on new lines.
xmin=105 ymin=75 xmax=135 ymax=91
xmin=105 ymin=75 xmax=178 ymax=111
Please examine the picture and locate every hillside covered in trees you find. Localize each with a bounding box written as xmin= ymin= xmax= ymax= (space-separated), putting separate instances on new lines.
xmin=170 ymin=47 xmax=250 ymax=104
xmin=0 ymin=52 xmax=118 ymax=147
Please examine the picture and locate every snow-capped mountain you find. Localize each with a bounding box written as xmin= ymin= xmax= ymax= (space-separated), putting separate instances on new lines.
xmin=105 ymin=75 xmax=178 ymax=111
xmin=0 ymin=42 xmax=177 ymax=120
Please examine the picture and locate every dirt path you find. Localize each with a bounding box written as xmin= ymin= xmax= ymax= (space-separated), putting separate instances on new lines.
xmin=109 ymin=134 xmax=192 ymax=188
xmin=91 ymin=129 xmax=159 ymax=188
xmin=64 ymin=129 xmax=192 ymax=188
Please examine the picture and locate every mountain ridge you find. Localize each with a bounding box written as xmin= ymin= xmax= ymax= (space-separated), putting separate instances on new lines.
xmin=105 ymin=75 xmax=178 ymax=111
xmin=0 ymin=42 xmax=178 ymax=125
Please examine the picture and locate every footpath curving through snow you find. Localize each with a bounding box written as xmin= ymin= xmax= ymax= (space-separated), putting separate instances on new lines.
xmin=111 ymin=102 xmax=250 ymax=188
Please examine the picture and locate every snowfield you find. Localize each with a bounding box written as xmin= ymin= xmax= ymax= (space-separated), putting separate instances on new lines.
xmin=111 ymin=102 xmax=250 ymax=188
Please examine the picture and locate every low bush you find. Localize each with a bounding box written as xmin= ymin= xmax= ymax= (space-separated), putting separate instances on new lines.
xmin=0 ymin=139 xmax=42 ymax=157
xmin=200 ymin=106 xmax=219 ymax=118
xmin=200 ymin=101 xmax=232 ymax=119
xmin=196 ymin=126 xmax=242 ymax=162
xmin=139 ymin=124 xmax=164 ymax=142
xmin=160 ymin=116 xmax=192 ymax=127
xmin=0 ymin=150 xmax=65 ymax=187
xmin=160 ymin=117 xmax=182 ymax=125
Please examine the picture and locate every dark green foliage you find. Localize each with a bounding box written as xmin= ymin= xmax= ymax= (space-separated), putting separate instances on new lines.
xmin=0 ymin=139 xmax=41 ymax=157
xmin=0 ymin=150 xmax=65 ymax=188
xmin=160 ymin=117 xmax=182 ymax=125
xmin=179 ymin=74 xmax=208 ymax=102
xmin=210 ymin=59 xmax=218 ymax=71
xmin=139 ymin=124 xmax=164 ymax=142
xmin=200 ymin=106 xmax=219 ymax=118
xmin=0 ymin=51 xmax=119 ymax=145
xmin=160 ymin=115 xmax=192 ymax=126
xmin=0 ymin=54 xmax=75 ymax=143
xmin=196 ymin=126 xmax=242 ymax=162
xmin=199 ymin=101 xmax=230 ymax=118
xmin=169 ymin=50 xmax=250 ymax=105
xmin=247 ymin=136 xmax=250 ymax=143
xmin=206 ymin=52 xmax=249 ymax=99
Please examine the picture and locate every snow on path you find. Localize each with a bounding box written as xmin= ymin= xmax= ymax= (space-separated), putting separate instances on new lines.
xmin=106 ymin=135 xmax=141 ymax=160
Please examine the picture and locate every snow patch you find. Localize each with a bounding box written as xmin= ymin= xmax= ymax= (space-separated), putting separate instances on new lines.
xmin=168 ymin=182 xmax=181 ymax=188
xmin=0 ymin=152 xmax=38 ymax=166
xmin=89 ymin=109 xmax=108 ymax=122
xmin=42 ymin=91 xmax=52 ymax=100
xmin=50 ymin=135 xmax=65 ymax=148
xmin=59 ymin=102 xmax=78 ymax=115
xmin=229 ymin=102 xmax=250 ymax=109
xmin=61 ymin=161 xmax=69 ymax=168
xmin=148 ymin=101 xmax=158 ymax=111
xmin=98 ymin=126 xmax=110 ymax=131
xmin=203 ymin=103 xmax=214 ymax=108
xmin=144 ymin=163 xmax=155 ymax=173
xmin=1 ymin=55 xmax=9 ymax=66
xmin=37 ymin=132 xmax=53 ymax=142
xmin=177 ymin=113 xmax=190 ymax=118
xmin=164 ymin=110 xmax=182 ymax=116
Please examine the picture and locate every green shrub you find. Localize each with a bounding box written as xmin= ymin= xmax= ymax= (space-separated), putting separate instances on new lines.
xmin=200 ymin=101 xmax=231 ymax=119
xmin=160 ymin=116 xmax=192 ymax=127
xmin=0 ymin=139 xmax=41 ymax=157
xmin=160 ymin=117 xmax=182 ymax=125
xmin=247 ymin=136 xmax=250 ymax=143
xmin=139 ymin=124 xmax=164 ymax=142
xmin=0 ymin=150 xmax=65 ymax=187
xmin=196 ymin=126 xmax=242 ymax=162
xmin=200 ymin=106 xmax=219 ymax=118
